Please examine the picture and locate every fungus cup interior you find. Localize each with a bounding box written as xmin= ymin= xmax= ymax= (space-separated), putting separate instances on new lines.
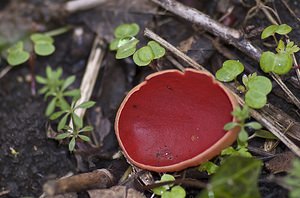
xmin=115 ymin=69 xmax=239 ymax=172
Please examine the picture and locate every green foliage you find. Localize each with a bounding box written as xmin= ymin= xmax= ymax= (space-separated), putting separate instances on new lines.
xmin=199 ymin=156 xmax=262 ymax=198
xmin=152 ymin=174 xmax=186 ymax=198
xmin=261 ymin=24 xmax=292 ymax=39
xmin=30 ymin=33 xmax=55 ymax=56
xmin=244 ymin=76 xmax=272 ymax=109
xmin=253 ymin=130 xmax=278 ymax=140
xmin=215 ymin=60 xmax=244 ymax=82
xmin=6 ymin=41 xmax=30 ymax=66
xmin=284 ymin=159 xmax=300 ymax=198
xmin=198 ymin=161 xmax=219 ymax=175
xmin=110 ymin=23 xmax=166 ymax=66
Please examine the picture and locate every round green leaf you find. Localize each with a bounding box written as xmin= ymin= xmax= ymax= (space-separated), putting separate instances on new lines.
xmin=34 ymin=43 xmax=55 ymax=56
xmin=215 ymin=60 xmax=244 ymax=82
xmin=7 ymin=50 xmax=30 ymax=66
xmin=261 ymin=25 xmax=278 ymax=39
xmin=260 ymin=51 xmax=293 ymax=75
xmin=115 ymin=38 xmax=139 ymax=59
xmin=147 ymin=41 xmax=166 ymax=59
xmin=109 ymin=38 xmax=120 ymax=51
xmin=138 ymin=46 xmax=154 ymax=62
xmin=247 ymin=76 xmax=272 ymax=95
xmin=276 ymin=24 xmax=292 ymax=35
xmin=30 ymin=33 xmax=54 ymax=43
xmin=167 ymin=186 xmax=186 ymax=198
xmin=114 ymin=23 xmax=140 ymax=38
xmin=245 ymin=90 xmax=267 ymax=109
xmin=133 ymin=50 xmax=151 ymax=66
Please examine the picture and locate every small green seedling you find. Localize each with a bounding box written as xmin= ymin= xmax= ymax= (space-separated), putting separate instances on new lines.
xmin=152 ymin=174 xmax=186 ymax=198
xmin=50 ymin=100 xmax=95 ymax=131
xmin=261 ymin=24 xmax=292 ymax=39
xmin=36 ymin=66 xmax=81 ymax=116
xmin=110 ymin=23 xmax=166 ymax=66
xmin=30 ymin=33 xmax=55 ymax=56
xmin=260 ymin=24 xmax=299 ymax=75
xmin=284 ymin=159 xmax=300 ymax=198
xmin=216 ymin=60 xmax=272 ymax=109
xmin=215 ymin=60 xmax=244 ymax=82
xmin=6 ymin=41 xmax=30 ymax=66
xmin=198 ymin=161 xmax=219 ymax=175
xmin=224 ymin=105 xmax=262 ymax=147
xmin=56 ymin=124 xmax=93 ymax=151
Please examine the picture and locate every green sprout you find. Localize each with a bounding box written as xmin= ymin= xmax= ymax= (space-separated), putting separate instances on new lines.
xmin=260 ymin=24 xmax=299 ymax=75
xmin=50 ymin=99 xmax=95 ymax=131
xmin=110 ymin=23 xmax=166 ymax=66
xmin=56 ymin=124 xmax=93 ymax=151
xmin=198 ymin=161 xmax=219 ymax=175
xmin=224 ymin=105 xmax=262 ymax=148
xmin=216 ymin=60 xmax=272 ymax=109
xmin=6 ymin=41 xmax=30 ymax=66
xmin=284 ymin=159 xmax=300 ymax=198
xmin=152 ymin=174 xmax=186 ymax=198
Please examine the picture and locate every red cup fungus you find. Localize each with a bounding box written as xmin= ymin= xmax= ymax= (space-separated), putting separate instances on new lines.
xmin=115 ymin=69 xmax=239 ymax=172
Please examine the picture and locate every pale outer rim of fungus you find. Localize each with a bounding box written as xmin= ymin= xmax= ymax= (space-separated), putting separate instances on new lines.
xmin=115 ymin=68 xmax=240 ymax=172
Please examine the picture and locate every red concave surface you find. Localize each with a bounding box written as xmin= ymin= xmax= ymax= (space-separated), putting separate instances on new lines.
xmin=116 ymin=69 xmax=236 ymax=171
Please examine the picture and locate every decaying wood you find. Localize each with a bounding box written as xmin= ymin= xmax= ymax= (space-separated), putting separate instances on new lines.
xmin=73 ymin=36 xmax=105 ymax=119
xmin=144 ymin=28 xmax=300 ymax=157
xmin=43 ymin=169 xmax=114 ymax=196
xmin=151 ymin=0 xmax=300 ymax=109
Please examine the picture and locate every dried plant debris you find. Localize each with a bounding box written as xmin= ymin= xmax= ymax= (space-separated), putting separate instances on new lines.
xmin=88 ymin=186 xmax=146 ymax=198
xmin=265 ymin=151 xmax=296 ymax=174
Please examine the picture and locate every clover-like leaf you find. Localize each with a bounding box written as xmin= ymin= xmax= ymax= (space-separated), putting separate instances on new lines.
xmin=261 ymin=25 xmax=278 ymax=39
xmin=147 ymin=41 xmax=166 ymax=59
xmin=114 ymin=23 xmax=140 ymax=39
xmin=162 ymin=186 xmax=186 ymax=198
xmin=245 ymin=90 xmax=267 ymax=109
xmin=216 ymin=60 xmax=244 ymax=82
xmin=31 ymin=33 xmax=55 ymax=56
xmin=109 ymin=38 xmax=120 ymax=51
xmin=115 ymin=38 xmax=139 ymax=59
xmin=7 ymin=42 xmax=30 ymax=66
xmin=260 ymin=51 xmax=293 ymax=75
xmin=133 ymin=46 xmax=154 ymax=66
xmin=275 ymin=24 xmax=292 ymax=35
xmin=199 ymin=156 xmax=262 ymax=198
xmin=152 ymin=174 xmax=175 ymax=196
xmin=247 ymin=76 xmax=272 ymax=94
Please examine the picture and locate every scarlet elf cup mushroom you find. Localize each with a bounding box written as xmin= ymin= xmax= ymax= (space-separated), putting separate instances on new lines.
xmin=115 ymin=69 xmax=239 ymax=172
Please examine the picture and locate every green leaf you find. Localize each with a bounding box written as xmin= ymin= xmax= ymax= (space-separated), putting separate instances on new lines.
xmin=62 ymin=75 xmax=76 ymax=91
xmin=72 ymin=113 xmax=83 ymax=129
xmin=76 ymin=101 xmax=96 ymax=109
xmin=245 ymin=122 xmax=262 ymax=130
xmin=284 ymin=159 xmax=300 ymax=198
xmin=254 ymin=130 xmax=278 ymax=140
xmin=69 ymin=137 xmax=76 ymax=151
xmin=49 ymin=111 xmax=65 ymax=120
xmin=162 ymin=186 xmax=186 ymax=198
xmin=276 ymin=40 xmax=285 ymax=53
xmin=79 ymin=125 xmax=93 ymax=132
xmin=215 ymin=60 xmax=244 ymax=82
xmin=30 ymin=33 xmax=54 ymax=43
xmin=247 ymin=76 xmax=272 ymax=94
xmin=199 ymin=156 xmax=262 ymax=198
xmin=115 ymin=38 xmax=139 ymax=59
xmin=46 ymin=98 xmax=57 ymax=116
xmin=152 ymin=174 xmax=175 ymax=195
xmin=221 ymin=146 xmax=236 ymax=156
xmin=78 ymin=135 xmax=91 ymax=142
xmin=261 ymin=24 xmax=278 ymax=39
xmin=58 ymin=97 xmax=71 ymax=111
xmin=231 ymin=106 xmax=250 ymax=121
xmin=238 ymin=128 xmax=249 ymax=143
xmin=137 ymin=46 xmax=154 ymax=62
xmin=198 ymin=161 xmax=219 ymax=175
xmin=58 ymin=113 xmax=69 ymax=131
xmin=63 ymin=89 xmax=81 ymax=97
xmin=114 ymin=23 xmax=140 ymax=38
xmin=133 ymin=50 xmax=151 ymax=66
xmin=245 ymin=90 xmax=268 ymax=109
xmin=36 ymin=76 xmax=47 ymax=84
xmin=147 ymin=41 xmax=166 ymax=59
xmin=7 ymin=41 xmax=30 ymax=66
xmin=260 ymin=51 xmax=293 ymax=75
xmin=224 ymin=122 xmax=239 ymax=131
xmin=56 ymin=133 xmax=70 ymax=140
xmin=109 ymin=38 xmax=120 ymax=51
xmin=34 ymin=43 xmax=55 ymax=56
xmin=275 ymin=24 xmax=292 ymax=35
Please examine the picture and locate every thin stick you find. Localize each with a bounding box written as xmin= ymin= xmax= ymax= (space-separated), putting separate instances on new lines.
xmin=0 ymin=66 xmax=12 ymax=79
xmin=65 ymin=0 xmax=107 ymax=13
xmin=74 ymin=36 xmax=105 ymax=119
xmin=144 ymin=28 xmax=300 ymax=157
xmin=150 ymin=0 xmax=300 ymax=109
